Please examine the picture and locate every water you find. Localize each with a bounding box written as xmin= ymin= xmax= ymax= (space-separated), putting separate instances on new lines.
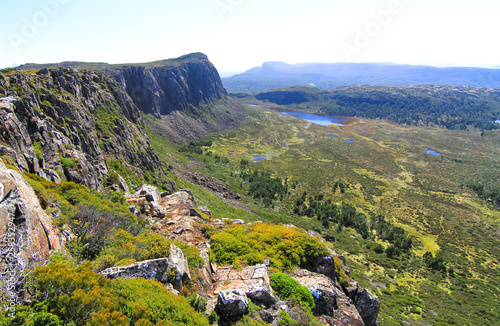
xmin=252 ymin=155 xmax=268 ymax=162
xmin=281 ymin=111 xmax=349 ymax=126
xmin=251 ymin=152 xmax=281 ymax=162
xmin=426 ymin=149 xmax=442 ymax=156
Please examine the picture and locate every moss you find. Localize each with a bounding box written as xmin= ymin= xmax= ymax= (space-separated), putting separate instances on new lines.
xmin=32 ymin=141 xmax=43 ymax=160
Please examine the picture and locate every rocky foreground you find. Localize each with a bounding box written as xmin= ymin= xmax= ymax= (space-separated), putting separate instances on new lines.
xmin=0 ymin=157 xmax=380 ymax=325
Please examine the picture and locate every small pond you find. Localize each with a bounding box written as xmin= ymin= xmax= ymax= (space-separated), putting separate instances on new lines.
xmin=251 ymin=152 xmax=281 ymax=162
xmin=426 ymin=149 xmax=442 ymax=156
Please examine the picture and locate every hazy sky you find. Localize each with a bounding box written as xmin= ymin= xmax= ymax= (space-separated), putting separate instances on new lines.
xmin=1 ymin=0 xmax=499 ymax=74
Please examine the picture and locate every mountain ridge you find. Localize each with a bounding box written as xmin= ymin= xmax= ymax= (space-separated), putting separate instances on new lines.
xmin=13 ymin=53 xmax=243 ymax=142
xmin=223 ymin=61 xmax=500 ymax=93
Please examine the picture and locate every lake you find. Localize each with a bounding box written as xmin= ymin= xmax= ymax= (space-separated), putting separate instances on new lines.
xmin=280 ymin=111 xmax=350 ymax=126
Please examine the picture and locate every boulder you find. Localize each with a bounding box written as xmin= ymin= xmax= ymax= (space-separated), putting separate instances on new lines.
xmin=167 ymin=244 xmax=191 ymax=290
xmin=309 ymin=256 xmax=338 ymax=282
xmin=136 ymin=184 xmax=161 ymax=203
xmin=0 ymin=159 xmax=63 ymax=269
xmin=290 ymin=269 xmax=338 ymax=316
xmin=100 ymin=244 xmax=191 ymax=291
xmin=198 ymin=205 xmax=211 ymax=216
xmin=333 ymin=292 xmax=366 ymax=326
xmin=157 ymin=190 xmax=196 ymax=217
xmin=214 ymin=264 xmax=276 ymax=307
xmin=216 ymin=289 xmax=249 ymax=321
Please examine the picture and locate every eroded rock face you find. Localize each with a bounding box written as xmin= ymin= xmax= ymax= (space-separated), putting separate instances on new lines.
xmin=113 ymin=53 xmax=227 ymax=118
xmin=100 ymin=244 xmax=191 ymax=291
xmin=0 ymin=159 xmax=63 ymax=276
xmin=0 ymin=68 xmax=165 ymax=191
xmin=349 ymin=284 xmax=381 ymax=326
xmin=290 ymin=269 xmax=338 ymax=317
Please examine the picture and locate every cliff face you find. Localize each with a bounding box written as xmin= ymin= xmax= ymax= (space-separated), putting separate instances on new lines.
xmin=19 ymin=53 xmax=243 ymax=142
xmin=0 ymin=68 xmax=164 ymax=191
xmin=112 ymin=53 xmax=227 ymax=117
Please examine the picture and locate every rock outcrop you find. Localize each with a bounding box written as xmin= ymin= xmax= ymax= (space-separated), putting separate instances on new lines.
xmin=216 ymin=289 xmax=249 ymax=321
xmin=347 ymin=283 xmax=381 ymax=326
xmin=0 ymin=68 xmax=166 ymax=191
xmin=100 ymin=244 xmax=191 ymax=291
xmin=0 ymin=159 xmax=63 ymax=292
xmin=17 ymin=53 xmax=246 ymax=143
xmin=112 ymin=53 xmax=227 ymax=117
xmin=213 ymin=265 xmax=276 ymax=308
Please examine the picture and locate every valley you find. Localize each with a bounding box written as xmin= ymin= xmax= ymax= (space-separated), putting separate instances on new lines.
xmin=0 ymin=54 xmax=499 ymax=326
xmin=167 ymin=102 xmax=500 ymax=325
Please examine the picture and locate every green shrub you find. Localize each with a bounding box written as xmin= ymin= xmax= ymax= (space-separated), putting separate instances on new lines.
xmin=208 ymin=310 xmax=219 ymax=324
xmin=374 ymin=244 xmax=385 ymax=254
xmin=111 ymin=278 xmax=208 ymax=326
xmin=29 ymin=263 xmax=208 ymax=326
xmin=188 ymin=293 xmax=207 ymax=313
xmin=60 ymin=157 xmax=78 ymax=168
xmin=270 ymin=273 xmax=315 ymax=311
xmin=210 ymin=223 xmax=329 ymax=270
xmin=105 ymin=171 xmax=120 ymax=187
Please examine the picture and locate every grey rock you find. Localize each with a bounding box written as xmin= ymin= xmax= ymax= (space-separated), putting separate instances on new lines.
xmin=353 ymin=286 xmax=380 ymax=326
xmin=216 ymin=289 xmax=249 ymax=321
xmin=198 ymin=205 xmax=211 ymax=216
xmin=100 ymin=244 xmax=191 ymax=291
xmin=214 ymin=264 xmax=276 ymax=308
xmin=136 ymin=184 xmax=161 ymax=203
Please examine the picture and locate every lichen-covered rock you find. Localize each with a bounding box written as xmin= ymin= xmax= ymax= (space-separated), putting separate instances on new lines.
xmin=100 ymin=244 xmax=191 ymax=291
xmin=135 ymin=184 xmax=161 ymax=203
xmin=290 ymin=269 xmax=338 ymax=316
xmin=214 ymin=264 xmax=276 ymax=307
xmin=216 ymin=289 xmax=249 ymax=321
xmin=0 ymin=159 xmax=63 ymax=290
xmin=156 ymin=189 xmax=197 ymax=217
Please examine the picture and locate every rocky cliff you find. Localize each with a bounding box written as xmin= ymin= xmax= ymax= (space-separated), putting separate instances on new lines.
xmin=19 ymin=53 xmax=245 ymax=142
xmin=110 ymin=53 xmax=227 ymax=117
xmin=0 ymin=67 xmax=166 ymax=191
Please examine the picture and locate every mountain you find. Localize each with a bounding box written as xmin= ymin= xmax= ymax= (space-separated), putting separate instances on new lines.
xmin=18 ymin=53 xmax=244 ymax=142
xmin=223 ymin=61 xmax=500 ymax=93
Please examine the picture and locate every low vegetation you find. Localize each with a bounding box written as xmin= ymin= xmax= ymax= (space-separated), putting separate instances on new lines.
xmin=209 ymin=223 xmax=329 ymax=270
xmin=0 ymin=263 xmax=208 ymax=326
xmin=270 ymin=273 xmax=315 ymax=311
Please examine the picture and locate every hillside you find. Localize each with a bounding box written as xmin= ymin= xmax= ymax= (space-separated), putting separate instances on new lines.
xmin=223 ymin=61 xmax=500 ymax=93
xmin=0 ymin=56 xmax=383 ymax=326
xmin=255 ymin=85 xmax=500 ymax=130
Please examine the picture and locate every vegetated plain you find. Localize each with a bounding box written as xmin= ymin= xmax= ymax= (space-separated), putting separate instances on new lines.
xmin=152 ymin=101 xmax=500 ymax=325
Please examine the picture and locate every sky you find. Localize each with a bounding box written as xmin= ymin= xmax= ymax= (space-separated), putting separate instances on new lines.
xmin=1 ymin=0 xmax=499 ymax=76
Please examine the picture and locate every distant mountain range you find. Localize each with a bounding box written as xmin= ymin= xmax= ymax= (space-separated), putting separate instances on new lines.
xmin=223 ymin=62 xmax=500 ymax=93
